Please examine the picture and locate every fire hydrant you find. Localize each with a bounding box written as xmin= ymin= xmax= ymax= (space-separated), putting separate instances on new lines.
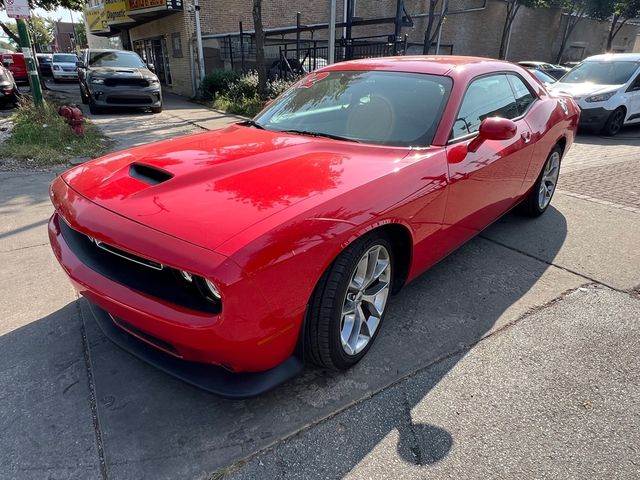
xmin=57 ymin=105 xmax=85 ymax=136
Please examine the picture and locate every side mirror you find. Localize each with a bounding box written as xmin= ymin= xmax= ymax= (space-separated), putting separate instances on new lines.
xmin=147 ymin=63 xmax=155 ymax=73
xmin=468 ymin=117 xmax=517 ymax=153
xmin=76 ymin=61 xmax=85 ymax=68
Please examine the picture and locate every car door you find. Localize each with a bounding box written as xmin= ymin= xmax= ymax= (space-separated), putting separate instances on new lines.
xmin=625 ymin=71 xmax=640 ymax=123
xmin=443 ymin=73 xmax=535 ymax=247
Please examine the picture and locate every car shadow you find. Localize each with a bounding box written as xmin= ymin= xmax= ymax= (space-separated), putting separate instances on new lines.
xmin=0 ymin=205 xmax=570 ymax=478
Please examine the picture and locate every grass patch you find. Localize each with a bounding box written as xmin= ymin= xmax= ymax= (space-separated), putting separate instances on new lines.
xmin=0 ymin=99 xmax=109 ymax=165
xmin=211 ymin=95 xmax=264 ymax=117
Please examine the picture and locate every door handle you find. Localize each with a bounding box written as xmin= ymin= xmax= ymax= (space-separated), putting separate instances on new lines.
xmin=521 ymin=131 xmax=531 ymax=143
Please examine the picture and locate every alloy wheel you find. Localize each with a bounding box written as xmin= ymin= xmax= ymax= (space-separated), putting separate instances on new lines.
xmin=340 ymin=244 xmax=391 ymax=356
xmin=538 ymin=151 xmax=560 ymax=210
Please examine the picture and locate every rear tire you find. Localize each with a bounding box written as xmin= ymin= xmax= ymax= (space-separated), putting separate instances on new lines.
xmin=602 ymin=107 xmax=625 ymax=136
xmin=519 ymin=145 xmax=562 ymax=217
xmin=79 ymin=85 xmax=89 ymax=104
xmin=306 ymin=233 xmax=394 ymax=370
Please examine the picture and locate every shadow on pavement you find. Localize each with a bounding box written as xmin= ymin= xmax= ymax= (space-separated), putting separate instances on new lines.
xmin=0 ymin=206 xmax=570 ymax=478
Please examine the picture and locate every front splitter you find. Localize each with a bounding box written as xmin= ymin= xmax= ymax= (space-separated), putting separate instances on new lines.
xmin=87 ymin=301 xmax=304 ymax=399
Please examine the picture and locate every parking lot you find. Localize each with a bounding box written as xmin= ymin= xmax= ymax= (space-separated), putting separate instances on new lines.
xmin=1 ymin=89 xmax=639 ymax=479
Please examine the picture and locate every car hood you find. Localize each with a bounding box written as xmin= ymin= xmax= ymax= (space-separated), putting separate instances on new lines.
xmin=53 ymin=62 xmax=77 ymax=68
xmin=88 ymin=66 xmax=153 ymax=78
xmin=549 ymin=82 xmax=621 ymax=98
xmin=62 ymin=125 xmax=412 ymax=251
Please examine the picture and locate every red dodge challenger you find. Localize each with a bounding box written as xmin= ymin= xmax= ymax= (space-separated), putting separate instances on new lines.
xmin=49 ymin=57 xmax=579 ymax=397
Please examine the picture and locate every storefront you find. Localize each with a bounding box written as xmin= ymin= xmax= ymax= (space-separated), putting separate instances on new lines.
xmin=133 ymin=37 xmax=172 ymax=86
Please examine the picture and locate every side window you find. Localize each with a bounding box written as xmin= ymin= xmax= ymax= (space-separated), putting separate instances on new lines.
xmin=630 ymin=74 xmax=640 ymax=91
xmin=508 ymin=75 xmax=536 ymax=116
xmin=451 ymin=74 xmax=518 ymax=139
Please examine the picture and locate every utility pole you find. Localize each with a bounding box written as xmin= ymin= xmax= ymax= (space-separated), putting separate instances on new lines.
xmin=328 ymin=0 xmax=336 ymax=64
xmin=193 ymin=0 xmax=205 ymax=84
xmin=16 ymin=19 xmax=44 ymax=107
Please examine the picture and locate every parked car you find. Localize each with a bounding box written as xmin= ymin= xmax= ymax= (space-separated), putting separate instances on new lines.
xmin=37 ymin=53 xmax=53 ymax=76
xmin=527 ymin=68 xmax=557 ymax=87
xmin=77 ymin=49 xmax=162 ymax=114
xmin=518 ymin=61 xmax=569 ymax=80
xmin=48 ymin=56 xmax=579 ymax=397
xmin=52 ymin=53 xmax=79 ymax=82
xmin=550 ymin=53 xmax=640 ymax=136
xmin=0 ymin=65 xmax=19 ymax=107
xmin=1 ymin=52 xmax=28 ymax=83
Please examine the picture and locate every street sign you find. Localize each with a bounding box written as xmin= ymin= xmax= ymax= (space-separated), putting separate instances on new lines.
xmin=5 ymin=0 xmax=31 ymax=19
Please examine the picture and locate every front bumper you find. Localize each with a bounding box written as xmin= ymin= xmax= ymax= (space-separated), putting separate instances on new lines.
xmin=48 ymin=176 xmax=304 ymax=383
xmin=53 ymin=71 xmax=78 ymax=80
xmin=577 ymin=107 xmax=611 ymax=130
xmin=89 ymin=84 xmax=162 ymax=108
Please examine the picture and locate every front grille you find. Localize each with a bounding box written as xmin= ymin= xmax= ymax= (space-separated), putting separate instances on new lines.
xmin=58 ymin=216 xmax=221 ymax=314
xmin=104 ymin=78 xmax=149 ymax=87
xmin=105 ymin=96 xmax=152 ymax=105
xmin=62 ymin=67 xmax=76 ymax=72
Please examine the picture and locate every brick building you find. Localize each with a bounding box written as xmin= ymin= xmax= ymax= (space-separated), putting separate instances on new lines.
xmin=84 ymin=0 xmax=640 ymax=97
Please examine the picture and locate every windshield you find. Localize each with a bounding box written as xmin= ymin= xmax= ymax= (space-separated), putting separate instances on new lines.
xmin=561 ymin=61 xmax=640 ymax=85
xmin=530 ymin=69 xmax=556 ymax=84
xmin=254 ymin=70 xmax=452 ymax=147
xmin=53 ymin=54 xmax=77 ymax=63
xmin=88 ymin=51 xmax=146 ymax=68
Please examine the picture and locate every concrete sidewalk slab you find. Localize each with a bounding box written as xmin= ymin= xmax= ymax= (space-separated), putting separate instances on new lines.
xmin=0 ymin=171 xmax=56 ymax=252
xmin=483 ymin=193 xmax=640 ymax=291
xmin=83 ymin=216 xmax=584 ymax=479
xmin=229 ymin=286 xmax=640 ymax=480
xmin=0 ymin=301 xmax=102 ymax=479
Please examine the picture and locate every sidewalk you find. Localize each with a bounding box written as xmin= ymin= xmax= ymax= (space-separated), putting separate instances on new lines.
xmin=1 ymin=99 xmax=639 ymax=479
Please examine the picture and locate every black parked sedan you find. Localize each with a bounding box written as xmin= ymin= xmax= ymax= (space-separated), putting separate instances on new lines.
xmin=517 ymin=61 xmax=569 ymax=80
xmin=37 ymin=53 xmax=53 ymax=76
xmin=77 ymin=49 xmax=162 ymax=114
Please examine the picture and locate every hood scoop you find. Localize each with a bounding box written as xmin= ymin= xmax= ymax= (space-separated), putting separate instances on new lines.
xmin=129 ymin=163 xmax=173 ymax=185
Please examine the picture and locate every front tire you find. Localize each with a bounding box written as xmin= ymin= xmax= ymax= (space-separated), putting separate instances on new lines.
xmin=306 ymin=233 xmax=394 ymax=370
xmin=151 ymin=104 xmax=162 ymax=114
xmin=520 ymin=145 xmax=562 ymax=217
xmin=602 ymin=107 xmax=625 ymax=136
xmin=79 ymin=84 xmax=89 ymax=104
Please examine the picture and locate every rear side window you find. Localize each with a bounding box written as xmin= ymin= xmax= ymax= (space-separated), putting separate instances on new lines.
xmin=507 ymin=75 xmax=536 ymax=116
xmin=451 ymin=74 xmax=518 ymax=139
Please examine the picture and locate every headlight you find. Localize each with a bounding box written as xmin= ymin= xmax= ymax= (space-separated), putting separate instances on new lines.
xmin=203 ymin=279 xmax=221 ymax=300
xmin=179 ymin=270 xmax=193 ymax=282
xmin=585 ymin=91 xmax=616 ymax=103
xmin=53 ymin=65 xmax=60 ymax=71
xmin=91 ymin=78 xmax=105 ymax=84
xmin=145 ymin=77 xmax=160 ymax=84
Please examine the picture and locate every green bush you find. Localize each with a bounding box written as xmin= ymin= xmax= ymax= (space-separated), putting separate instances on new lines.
xmin=199 ymin=70 xmax=240 ymax=101
xmin=203 ymin=70 xmax=297 ymax=117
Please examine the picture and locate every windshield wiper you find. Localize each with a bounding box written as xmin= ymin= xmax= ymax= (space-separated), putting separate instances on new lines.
xmin=239 ymin=119 xmax=265 ymax=130
xmin=281 ymin=129 xmax=361 ymax=143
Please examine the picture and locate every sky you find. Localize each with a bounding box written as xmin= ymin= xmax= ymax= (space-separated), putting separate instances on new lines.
xmin=1 ymin=7 xmax=84 ymax=33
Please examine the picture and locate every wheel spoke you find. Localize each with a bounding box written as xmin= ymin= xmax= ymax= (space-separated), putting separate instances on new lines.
xmin=351 ymin=255 xmax=368 ymax=289
xmin=362 ymin=281 xmax=389 ymax=317
xmin=340 ymin=314 xmax=356 ymax=354
xmin=363 ymin=246 xmax=380 ymax=288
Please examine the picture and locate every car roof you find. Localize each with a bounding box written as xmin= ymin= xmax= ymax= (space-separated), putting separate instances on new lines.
xmin=323 ymin=55 xmax=521 ymax=77
xmin=584 ymin=53 xmax=640 ymax=62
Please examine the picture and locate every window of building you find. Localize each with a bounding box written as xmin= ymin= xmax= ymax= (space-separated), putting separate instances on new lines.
xmin=451 ymin=74 xmax=518 ymax=139
xmin=172 ymin=32 xmax=183 ymax=58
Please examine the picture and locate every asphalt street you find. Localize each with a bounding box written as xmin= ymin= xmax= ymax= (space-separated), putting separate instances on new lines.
xmin=0 ymin=83 xmax=639 ymax=479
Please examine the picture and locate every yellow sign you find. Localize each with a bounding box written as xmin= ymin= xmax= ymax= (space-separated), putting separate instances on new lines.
xmin=85 ymin=6 xmax=109 ymax=34
xmin=126 ymin=0 xmax=166 ymax=11
xmin=104 ymin=0 xmax=131 ymax=25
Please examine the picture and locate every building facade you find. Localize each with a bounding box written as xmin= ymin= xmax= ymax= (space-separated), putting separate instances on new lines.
xmin=84 ymin=0 xmax=640 ymax=97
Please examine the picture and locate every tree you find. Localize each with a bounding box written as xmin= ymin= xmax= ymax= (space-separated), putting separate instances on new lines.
xmin=555 ymin=0 xmax=591 ymax=63
xmin=589 ymin=0 xmax=640 ymax=50
xmin=252 ymin=0 xmax=267 ymax=99
xmin=74 ymin=19 xmax=87 ymax=48
xmin=3 ymin=15 xmax=53 ymax=51
xmin=0 ymin=0 xmax=82 ymax=45
xmin=498 ymin=0 xmax=550 ymax=59
xmin=422 ymin=0 xmax=450 ymax=54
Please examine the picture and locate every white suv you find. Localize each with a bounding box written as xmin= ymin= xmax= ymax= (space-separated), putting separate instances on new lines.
xmin=550 ymin=53 xmax=640 ymax=136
